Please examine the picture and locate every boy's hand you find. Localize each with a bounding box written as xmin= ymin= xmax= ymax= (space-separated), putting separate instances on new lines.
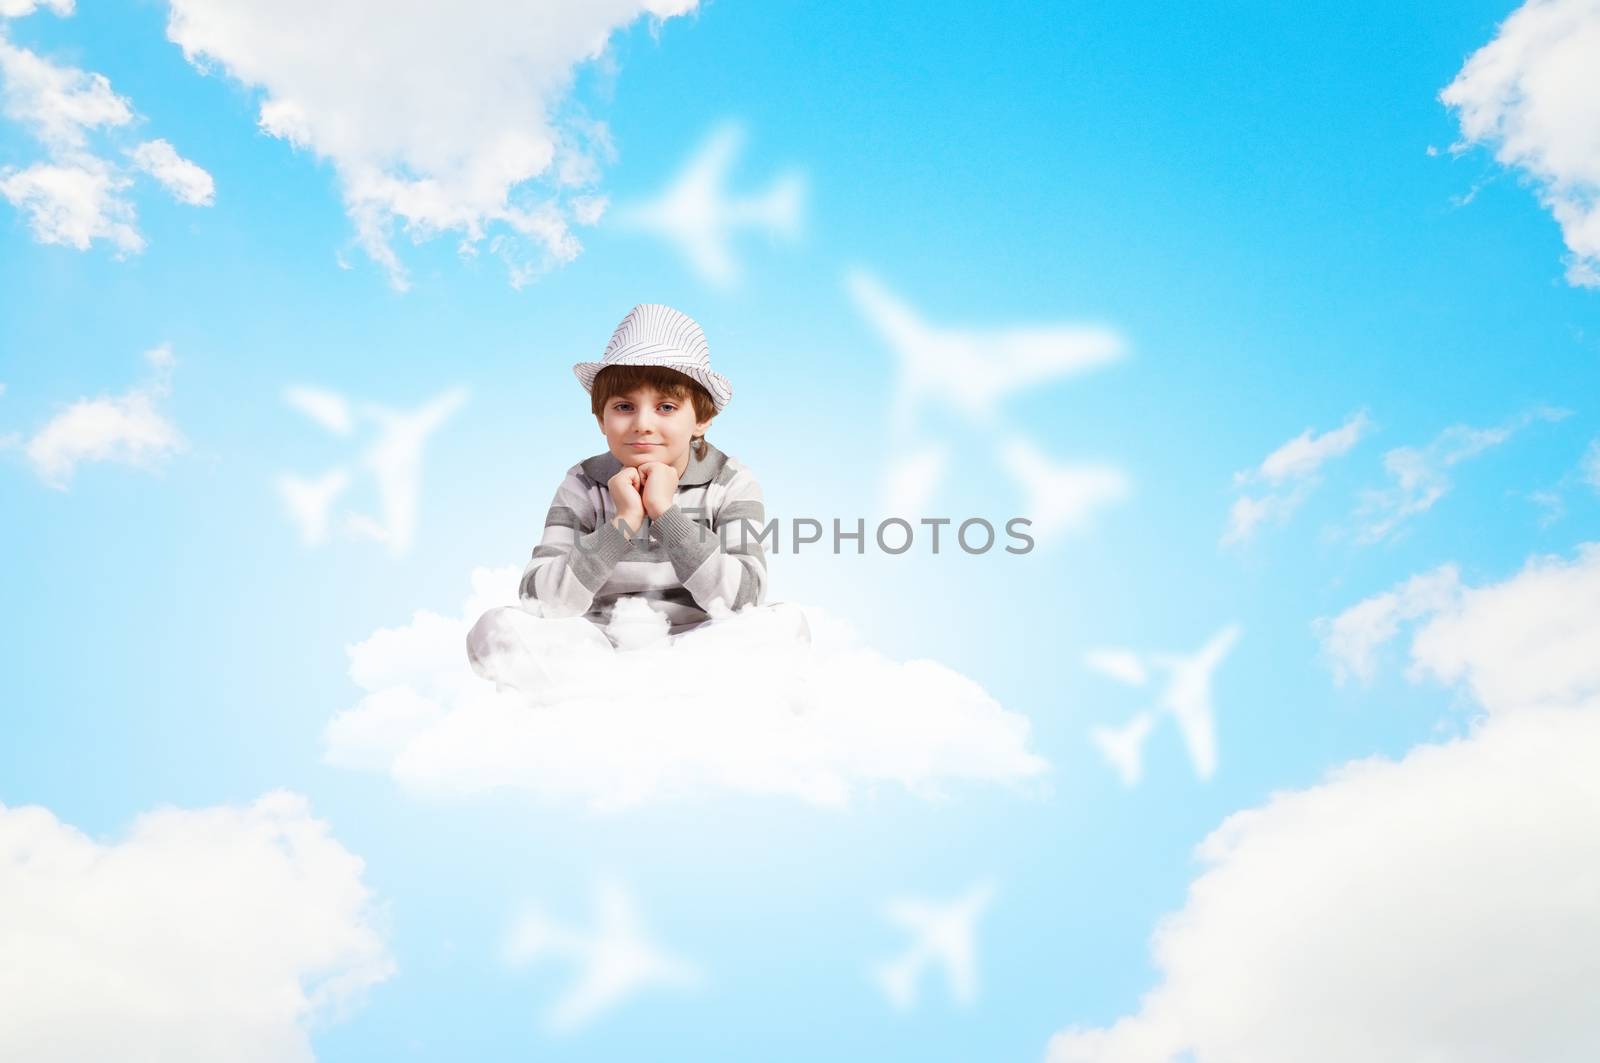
xmin=608 ymin=467 xmax=645 ymax=535
xmin=637 ymin=461 xmax=680 ymax=518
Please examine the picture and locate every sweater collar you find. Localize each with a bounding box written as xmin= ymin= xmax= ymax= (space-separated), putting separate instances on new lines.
xmin=581 ymin=440 xmax=727 ymax=487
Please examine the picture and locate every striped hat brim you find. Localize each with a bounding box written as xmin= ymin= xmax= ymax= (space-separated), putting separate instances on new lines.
xmin=573 ymin=350 xmax=733 ymax=411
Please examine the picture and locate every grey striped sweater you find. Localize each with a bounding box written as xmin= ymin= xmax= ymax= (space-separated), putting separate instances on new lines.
xmin=519 ymin=441 xmax=768 ymax=634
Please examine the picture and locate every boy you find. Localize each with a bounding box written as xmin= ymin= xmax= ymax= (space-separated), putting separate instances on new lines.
xmin=466 ymin=303 xmax=809 ymax=695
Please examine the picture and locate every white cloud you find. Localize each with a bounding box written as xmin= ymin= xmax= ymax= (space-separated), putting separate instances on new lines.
xmin=1442 ymin=0 xmax=1600 ymax=287
xmin=22 ymin=344 xmax=183 ymax=489
xmin=128 ymin=138 xmax=215 ymax=205
xmin=1049 ymin=543 xmax=1600 ymax=1063
xmin=504 ymin=879 xmax=700 ymax=1033
xmin=164 ymin=0 xmax=700 ymax=290
xmin=999 ymin=436 xmax=1130 ymax=543
xmin=610 ymin=120 xmax=805 ymax=287
xmin=0 ymin=157 xmax=142 ymax=251
xmin=1582 ymin=438 xmax=1600 ymax=491
xmin=0 ymin=0 xmax=73 ymax=17
xmin=1350 ymin=406 xmax=1566 ymax=544
xmin=873 ymin=881 xmax=995 ymax=1010
xmin=0 ymin=790 xmax=393 ymax=1062
xmin=1313 ymin=564 xmax=1462 ymax=685
xmin=0 ymin=20 xmax=212 ymax=252
xmin=1083 ymin=627 xmax=1240 ymax=784
xmin=279 ymin=386 xmax=465 ymax=556
xmin=323 ymin=566 xmax=1048 ymax=810
xmin=0 ymin=33 xmax=129 ymax=147
xmin=1223 ymin=411 xmax=1372 ymax=545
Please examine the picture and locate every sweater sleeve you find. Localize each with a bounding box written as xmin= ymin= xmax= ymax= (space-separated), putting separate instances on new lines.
xmin=519 ymin=465 xmax=635 ymax=618
xmin=650 ymin=465 xmax=768 ymax=614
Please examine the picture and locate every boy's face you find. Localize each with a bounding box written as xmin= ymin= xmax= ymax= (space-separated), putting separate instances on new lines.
xmin=596 ymin=384 xmax=714 ymax=474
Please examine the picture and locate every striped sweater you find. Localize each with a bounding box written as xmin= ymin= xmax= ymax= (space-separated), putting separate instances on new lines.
xmin=519 ymin=441 xmax=768 ymax=635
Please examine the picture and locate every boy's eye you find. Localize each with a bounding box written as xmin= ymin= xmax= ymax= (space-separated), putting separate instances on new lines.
xmin=659 ymin=404 xmax=677 ymax=413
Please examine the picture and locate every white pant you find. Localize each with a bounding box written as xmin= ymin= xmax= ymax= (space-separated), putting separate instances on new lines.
xmin=465 ymin=601 xmax=811 ymax=696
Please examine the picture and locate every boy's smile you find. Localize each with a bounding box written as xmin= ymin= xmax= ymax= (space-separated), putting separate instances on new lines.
xmin=598 ymin=384 xmax=713 ymax=477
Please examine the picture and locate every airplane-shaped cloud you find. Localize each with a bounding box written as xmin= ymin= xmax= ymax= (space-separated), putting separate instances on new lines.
xmin=504 ymin=879 xmax=701 ymax=1033
xmin=322 ymin=566 xmax=1048 ymax=810
xmin=998 ymin=435 xmax=1131 ymax=544
xmin=277 ymin=385 xmax=465 ymax=556
xmin=610 ymin=120 xmax=804 ymax=287
xmin=1085 ymin=625 xmax=1241 ymax=783
xmin=845 ymin=268 xmax=1126 ymax=435
xmin=873 ymin=880 xmax=996 ymax=1009
xmin=846 ymin=269 xmax=1132 ymax=531
xmin=1089 ymin=712 xmax=1155 ymax=787
xmin=1052 ymin=543 xmax=1600 ymax=1063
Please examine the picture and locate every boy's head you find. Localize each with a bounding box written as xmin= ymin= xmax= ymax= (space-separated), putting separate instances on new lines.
xmin=592 ymin=364 xmax=716 ymax=472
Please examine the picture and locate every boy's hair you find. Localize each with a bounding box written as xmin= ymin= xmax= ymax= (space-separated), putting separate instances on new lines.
xmin=591 ymin=364 xmax=717 ymax=459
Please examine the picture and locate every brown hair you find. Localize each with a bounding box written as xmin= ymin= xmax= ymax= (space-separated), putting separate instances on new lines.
xmin=590 ymin=364 xmax=717 ymax=459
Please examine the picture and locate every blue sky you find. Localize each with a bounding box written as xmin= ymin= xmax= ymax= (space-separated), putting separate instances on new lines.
xmin=4 ymin=1 xmax=1600 ymax=1060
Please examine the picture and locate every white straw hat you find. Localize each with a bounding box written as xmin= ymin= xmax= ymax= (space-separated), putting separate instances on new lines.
xmin=573 ymin=303 xmax=734 ymax=412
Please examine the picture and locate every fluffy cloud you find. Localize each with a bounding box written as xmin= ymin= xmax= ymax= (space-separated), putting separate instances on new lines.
xmin=0 ymin=790 xmax=393 ymax=1062
xmin=0 ymin=1 xmax=73 ymax=17
xmin=164 ymin=0 xmax=699 ymax=289
xmin=1047 ymin=542 xmax=1600 ymax=1063
xmin=323 ymin=567 xmax=1048 ymax=810
xmin=1222 ymin=411 xmax=1371 ymax=545
xmin=0 ymin=16 xmax=212 ymax=252
xmin=1442 ymin=0 xmax=1600 ymax=287
xmin=129 ymin=138 xmax=216 ymax=206
xmin=1350 ymin=406 xmax=1565 ymax=543
xmin=22 ymin=344 xmax=184 ymax=489
xmin=1316 ymin=541 xmax=1600 ymax=715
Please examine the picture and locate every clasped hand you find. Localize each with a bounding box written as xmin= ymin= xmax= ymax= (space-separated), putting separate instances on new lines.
xmin=608 ymin=461 xmax=679 ymax=536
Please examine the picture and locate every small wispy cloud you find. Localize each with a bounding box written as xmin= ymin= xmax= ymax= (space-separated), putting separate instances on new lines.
xmin=1223 ymin=411 xmax=1373 ymax=546
xmin=504 ymin=879 xmax=701 ymax=1033
xmin=611 ymin=120 xmax=805 ymax=288
xmin=127 ymin=137 xmax=214 ymax=206
xmin=1349 ymin=406 xmax=1566 ymax=544
xmin=19 ymin=344 xmax=184 ymax=489
xmin=0 ymin=7 xmax=212 ymax=254
xmin=1583 ymin=439 xmax=1600 ymax=492
xmin=873 ymin=881 xmax=995 ymax=1010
